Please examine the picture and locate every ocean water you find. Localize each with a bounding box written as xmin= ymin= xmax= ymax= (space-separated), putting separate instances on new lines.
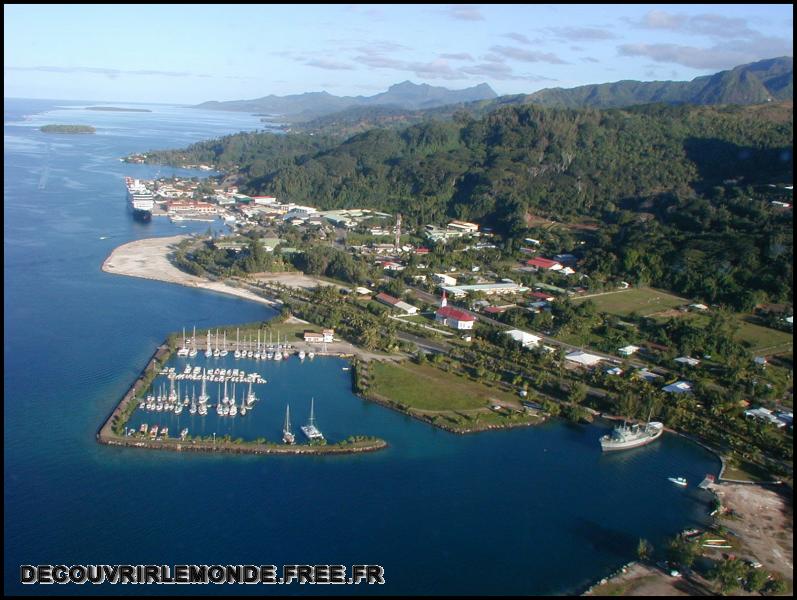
xmin=4 ymin=98 xmax=721 ymax=595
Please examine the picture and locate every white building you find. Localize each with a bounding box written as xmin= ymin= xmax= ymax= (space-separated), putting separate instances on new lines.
xmin=662 ymin=381 xmax=692 ymax=394
xmin=504 ymin=329 xmax=541 ymax=348
xmin=674 ymin=356 xmax=701 ymax=367
xmin=565 ymin=351 xmax=603 ymax=367
xmin=434 ymin=273 xmax=458 ymax=286
xmin=618 ymin=345 xmax=640 ymax=356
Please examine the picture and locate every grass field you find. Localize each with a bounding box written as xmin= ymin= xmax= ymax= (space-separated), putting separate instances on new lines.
xmin=369 ymin=361 xmax=520 ymax=411
xmin=575 ymin=287 xmax=792 ymax=354
xmin=574 ymin=287 xmax=688 ymax=316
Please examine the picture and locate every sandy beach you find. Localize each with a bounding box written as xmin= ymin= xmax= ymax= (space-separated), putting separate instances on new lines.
xmin=101 ymin=235 xmax=280 ymax=308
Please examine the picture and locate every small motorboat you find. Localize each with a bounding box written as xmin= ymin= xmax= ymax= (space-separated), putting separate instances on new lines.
xmin=668 ymin=477 xmax=688 ymax=487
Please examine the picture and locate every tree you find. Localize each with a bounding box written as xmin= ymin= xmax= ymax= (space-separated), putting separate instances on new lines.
xmin=666 ymin=536 xmax=699 ymax=568
xmin=637 ymin=538 xmax=653 ymax=562
xmin=711 ymin=558 xmax=747 ymax=594
xmin=745 ymin=568 xmax=769 ymax=593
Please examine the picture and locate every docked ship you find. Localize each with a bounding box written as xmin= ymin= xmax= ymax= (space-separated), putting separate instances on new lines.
xmin=125 ymin=177 xmax=154 ymax=221
xmin=600 ymin=419 xmax=664 ymax=452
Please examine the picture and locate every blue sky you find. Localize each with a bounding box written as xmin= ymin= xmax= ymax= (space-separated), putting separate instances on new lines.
xmin=4 ymin=4 xmax=793 ymax=104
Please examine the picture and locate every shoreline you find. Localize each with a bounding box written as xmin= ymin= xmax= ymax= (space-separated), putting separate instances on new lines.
xmin=101 ymin=235 xmax=281 ymax=309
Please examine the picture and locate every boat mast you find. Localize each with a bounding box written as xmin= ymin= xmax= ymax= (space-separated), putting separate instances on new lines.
xmin=285 ymin=405 xmax=291 ymax=434
xmin=309 ymin=398 xmax=315 ymax=427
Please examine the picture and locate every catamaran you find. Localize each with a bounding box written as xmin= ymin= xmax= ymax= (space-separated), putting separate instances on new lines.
xmin=283 ymin=404 xmax=295 ymax=444
xmin=301 ymin=398 xmax=324 ymax=441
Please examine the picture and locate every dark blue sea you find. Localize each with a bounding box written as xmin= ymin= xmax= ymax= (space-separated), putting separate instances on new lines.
xmin=4 ymin=98 xmax=721 ymax=595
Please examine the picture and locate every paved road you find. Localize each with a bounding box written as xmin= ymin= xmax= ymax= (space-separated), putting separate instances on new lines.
xmin=407 ymin=284 xmax=671 ymax=374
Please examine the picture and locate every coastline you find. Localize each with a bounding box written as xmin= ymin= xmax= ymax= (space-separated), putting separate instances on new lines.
xmin=101 ymin=235 xmax=281 ymax=308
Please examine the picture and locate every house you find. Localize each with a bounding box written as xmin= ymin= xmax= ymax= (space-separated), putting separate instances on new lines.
xmin=415 ymin=247 xmax=430 ymax=255
xmin=744 ymin=407 xmax=787 ymax=428
xmin=355 ymin=286 xmax=374 ymax=297
xmin=434 ymin=273 xmax=458 ymax=286
xmin=636 ymin=369 xmax=662 ymax=382
xmin=304 ymin=331 xmax=325 ymax=343
xmin=560 ymin=266 xmax=576 ymax=276
xmin=435 ymin=305 xmax=475 ymax=330
xmin=753 ymin=356 xmax=768 ymax=366
xmin=381 ymin=261 xmax=405 ymax=272
xmin=322 ymin=329 xmax=334 ymax=343
xmin=447 ymin=220 xmax=479 ymax=233
xmin=553 ymin=253 xmax=578 ymax=266
xmin=565 ymin=351 xmax=603 ymax=367
xmin=674 ymin=356 xmax=701 ymax=367
xmin=606 ymin=367 xmax=624 ymax=376
xmin=526 ymin=257 xmax=563 ymax=271
xmin=618 ymin=345 xmax=640 ymax=357
xmin=529 ymin=291 xmax=555 ymax=302
xmin=505 ymin=329 xmax=541 ymax=348
xmin=251 ymin=196 xmax=277 ymax=205
xmin=662 ymin=381 xmax=692 ymax=394
xmin=618 ymin=281 xmax=630 ymax=289
xmin=375 ymin=292 xmax=417 ymax=315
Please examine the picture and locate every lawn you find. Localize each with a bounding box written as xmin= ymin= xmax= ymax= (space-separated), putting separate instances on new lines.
xmin=661 ymin=313 xmax=793 ymax=354
xmin=368 ymin=361 xmax=521 ymax=411
xmin=574 ymin=287 xmax=688 ymax=317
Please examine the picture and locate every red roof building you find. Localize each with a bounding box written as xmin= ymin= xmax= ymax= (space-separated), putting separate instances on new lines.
xmin=435 ymin=305 xmax=476 ymax=330
xmin=526 ymin=257 xmax=562 ymax=270
xmin=529 ymin=291 xmax=555 ymax=301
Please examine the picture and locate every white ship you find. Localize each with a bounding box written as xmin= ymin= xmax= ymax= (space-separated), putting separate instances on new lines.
xmin=125 ymin=177 xmax=154 ymax=220
xmin=600 ymin=420 xmax=664 ymax=451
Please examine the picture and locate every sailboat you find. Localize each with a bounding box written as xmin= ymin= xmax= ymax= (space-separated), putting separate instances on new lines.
xmin=189 ymin=325 xmax=198 ymax=357
xmin=255 ymin=330 xmax=261 ymax=360
xmin=213 ymin=329 xmax=221 ymax=358
xmin=174 ymin=382 xmax=183 ymax=414
xmin=247 ymin=333 xmax=254 ymax=358
xmin=204 ymin=331 xmax=213 ymax=358
xmin=246 ymin=381 xmax=256 ymax=407
xmin=234 ymin=328 xmax=241 ymax=359
xmin=229 ymin=383 xmax=238 ymax=416
xmin=177 ymin=327 xmax=189 ymax=356
xmin=301 ymin=398 xmax=324 ymax=440
xmin=239 ymin=386 xmax=247 ymax=416
xmin=283 ymin=404 xmax=295 ymax=444
xmin=220 ymin=331 xmax=228 ymax=357
xmin=189 ymin=386 xmax=197 ymax=415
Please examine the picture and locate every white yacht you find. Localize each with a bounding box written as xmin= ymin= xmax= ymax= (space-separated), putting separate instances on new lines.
xmin=283 ymin=404 xmax=295 ymax=445
xmin=301 ymin=398 xmax=324 ymax=441
xmin=189 ymin=326 xmax=198 ymax=357
xmin=177 ymin=327 xmax=189 ymax=356
xmin=220 ymin=331 xmax=228 ymax=357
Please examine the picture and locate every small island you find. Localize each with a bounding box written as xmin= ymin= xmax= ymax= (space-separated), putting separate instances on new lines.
xmin=86 ymin=106 xmax=152 ymax=112
xmin=40 ymin=124 xmax=96 ymax=134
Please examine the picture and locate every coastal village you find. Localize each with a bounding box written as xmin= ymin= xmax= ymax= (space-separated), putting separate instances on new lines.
xmin=111 ymin=173 xmax=795 ymax=596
